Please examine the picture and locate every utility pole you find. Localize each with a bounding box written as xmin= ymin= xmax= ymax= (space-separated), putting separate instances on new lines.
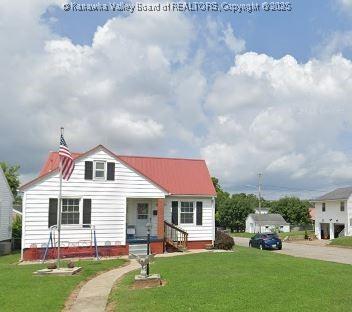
xmin=258 ymin=173 xmax=262 ymax=233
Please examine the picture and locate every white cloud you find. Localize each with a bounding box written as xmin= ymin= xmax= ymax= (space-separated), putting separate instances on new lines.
xmin=1 ymin=1 xmax=352 ymax=199
xmin=223 ymin=24 xmax=246 ymax=54
xmin=338 ymin=0 xmax=352 ymax=9
xmin=317 ymin=31 xmax=352 ymax=58
xmin=202 ymin=52 xmax=352 ymax=193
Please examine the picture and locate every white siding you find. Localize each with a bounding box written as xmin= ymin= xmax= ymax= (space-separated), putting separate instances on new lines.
xmin=347 ymin=196 xmax=352 ymax=236
xmin=245 ymin=216 xmax=290 ymax=233
xmin=23 ymin=148 xmax=165 ymax=249
xmin=245 ymin=216 xmax=255 ymax=233
xmin=315 ymin=200 xmax=349 ymax=239
xmin=164 ymin=196 xmax=215 ymax=242
xmin=0 ymin=168 xmax=13 ymax=241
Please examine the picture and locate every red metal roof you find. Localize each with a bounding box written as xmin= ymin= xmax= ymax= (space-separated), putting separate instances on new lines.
xmin=34 ymin=147 xmax=216 ymax=196
xmin=118 ymin=155 xmax=216 ymax=196
xmin=39 ymin=152 xmax=82 ymax=177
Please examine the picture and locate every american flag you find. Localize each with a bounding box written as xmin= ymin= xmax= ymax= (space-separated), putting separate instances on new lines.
xmin=59 ymin=134 xmax=75 ymax=180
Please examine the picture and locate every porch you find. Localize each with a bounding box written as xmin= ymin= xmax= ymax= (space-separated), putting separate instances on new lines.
xmin=126 ymin=197 xmax=189 ymax=253
xmin=126 ymin=198 xmax=165 ymax=241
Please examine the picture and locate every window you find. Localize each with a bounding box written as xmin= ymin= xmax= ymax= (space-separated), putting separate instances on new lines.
xmin=340 ymin=201 xmax=345 ymax=212
xmin=180 ymin=202 xmax=194 ymax=224
xmin=62 ymin=198 xmax=80 ymax=225
xmin=137 ymin=203 xmax=149 ymax=220
xmin=94 ymin=161 xmax=106 ymax=179
xmin=322 ymin=203 xmax=326 ymax=212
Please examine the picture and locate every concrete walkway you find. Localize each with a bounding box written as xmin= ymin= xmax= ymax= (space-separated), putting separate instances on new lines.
xmin=68 ymin=249 xmax=209 ymax=312
xmin=69 ymin=260 xmax=140 ymax=312
xmin=234 ymin=237 xmax=352 ymax=265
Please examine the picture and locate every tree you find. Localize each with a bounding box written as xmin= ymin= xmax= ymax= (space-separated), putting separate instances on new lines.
xmin=269 ymin=196 xmax=310 ymax=225
xmin=212 ymin=177 xmax=230 ymax=226
xmin=217 ymin=193 xmax=256 ymax=232
xmin=0 ymin=162 xmax=20 ymax=201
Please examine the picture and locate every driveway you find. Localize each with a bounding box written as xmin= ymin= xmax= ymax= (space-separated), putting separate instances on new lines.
xmin=233 ymin=237 xmax=352 ymax=265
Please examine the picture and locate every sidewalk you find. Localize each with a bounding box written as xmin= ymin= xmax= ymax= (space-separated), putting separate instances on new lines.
xmin=68 ymin=249 xmax=210 ymax=312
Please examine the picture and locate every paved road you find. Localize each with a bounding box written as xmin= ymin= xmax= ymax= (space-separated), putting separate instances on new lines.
xmin=234 ymin=237 xmax=352 ymax=265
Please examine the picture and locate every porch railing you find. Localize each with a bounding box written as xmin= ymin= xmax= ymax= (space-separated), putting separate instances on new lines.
xmin=164 ymin=221 xmax=188 ymax=251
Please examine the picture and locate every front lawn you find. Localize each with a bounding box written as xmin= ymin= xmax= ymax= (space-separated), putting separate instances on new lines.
xmin=330 ymin=236 xmax=352 ymax=247
xmin=110 ymin=248 xmax=352 ymax=312
xmin=0 ymin=253 xmax=125 ymax=312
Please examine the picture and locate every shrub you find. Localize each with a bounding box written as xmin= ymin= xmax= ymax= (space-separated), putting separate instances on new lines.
xmin=214 ymin=230 xmax=234 ymax=250
xmin=12 ymin=215 xmax=22 ymax=239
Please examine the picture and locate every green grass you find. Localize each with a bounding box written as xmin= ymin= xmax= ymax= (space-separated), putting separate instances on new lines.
xmin=0 ymin=252 xmax=125 ymax=312
xmin=232 ymin=230 xmax=315 ymax=239
xmin=330 ymin=236 xmax=352 ymax=247
xmin=110 ymin=248 xmax=352 ymax=312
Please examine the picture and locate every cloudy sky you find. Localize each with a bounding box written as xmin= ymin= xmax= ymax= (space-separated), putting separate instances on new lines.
xmin=1 ymin=0 xmax=352 ymax=199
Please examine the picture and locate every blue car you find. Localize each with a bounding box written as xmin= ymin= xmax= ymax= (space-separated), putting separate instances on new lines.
xmin=249 ymin=233 xmax=282 ymax=250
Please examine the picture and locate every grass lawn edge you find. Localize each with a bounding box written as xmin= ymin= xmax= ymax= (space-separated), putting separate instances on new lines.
xmin=62 ymin=258 xmax=129 ymax=311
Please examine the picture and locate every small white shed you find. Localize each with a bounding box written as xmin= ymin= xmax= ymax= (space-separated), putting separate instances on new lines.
xmin=246 ymin=213 xmax=290 ymax=233
xmin=0 ymin=167 xmax=14 ymax=254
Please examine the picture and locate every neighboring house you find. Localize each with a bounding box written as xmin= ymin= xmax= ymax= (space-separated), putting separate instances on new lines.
xmin=254 ymin=207 xmax=269 ymax=214
xmin=0 ymin=167 xmax=14 ymax=255
xmin=245 ymin=213 xmax=290 ymax=233
xmin=19 ymin=145 xmax=216 ymax=261
xmin=312 ymin=187 xmax=352 ymax=239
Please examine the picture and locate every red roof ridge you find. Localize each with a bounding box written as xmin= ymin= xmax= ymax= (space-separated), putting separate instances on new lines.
xmin=118 ymin=154 xmax=206 ymax=162
xmin=46 ymin=151 xmax=206 ymax=162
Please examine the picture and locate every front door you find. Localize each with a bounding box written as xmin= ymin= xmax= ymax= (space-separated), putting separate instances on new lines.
xmin=136 ymin=203 xmax=150 ymax=237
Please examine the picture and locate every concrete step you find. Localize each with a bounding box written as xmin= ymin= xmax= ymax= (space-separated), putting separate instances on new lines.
xmin=129 ymin=244 xmax=148 ymax=256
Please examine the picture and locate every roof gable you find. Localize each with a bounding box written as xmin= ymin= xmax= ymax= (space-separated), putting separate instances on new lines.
xmin=0 ymin=167 xmax=15 ymax=201
xmin=248 ymin=213 xmax=289 ymax=225
xmin=21 ymin=145 xmax=216 ymax=196
xmin=314 ymin=187 xmax=352 ymax=201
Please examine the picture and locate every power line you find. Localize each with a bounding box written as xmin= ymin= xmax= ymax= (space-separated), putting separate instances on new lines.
xmin=242 ymin=184 xmax=332 ymax=193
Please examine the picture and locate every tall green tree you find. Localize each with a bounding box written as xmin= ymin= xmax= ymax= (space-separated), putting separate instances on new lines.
xmin=212 ymin=177 xmax=230 ymax=211
xmin=269 ymin=196 xmax=310 ymax=225
xmin=0 ymin=162 xmax=20 ymax=200
xmin=217 ymin=193 xmax=256 ymax=232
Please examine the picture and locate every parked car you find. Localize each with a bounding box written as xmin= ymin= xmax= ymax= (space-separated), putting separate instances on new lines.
xmin=249 ymin=233 xmax=282 ymax=250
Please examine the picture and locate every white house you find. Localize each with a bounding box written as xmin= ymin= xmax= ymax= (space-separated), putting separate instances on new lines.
xmin=19 ymin=145 xmax=216 ymax=261
xmin=245 ymin=213 xmax=290 ymax=233
xmin=254 ymin=207 xmax=269 ymax=214
xmin=0 ymin=167 xmax=14 ymax=255
xmin=312 ymin=187 xmax=352 ymax=239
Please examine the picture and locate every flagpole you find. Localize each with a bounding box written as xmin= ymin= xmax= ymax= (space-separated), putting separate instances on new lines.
xmin=57 ymin=127 xmax=64 ymax=269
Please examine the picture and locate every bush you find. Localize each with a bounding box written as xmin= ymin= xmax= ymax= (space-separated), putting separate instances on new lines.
xmin=214 ymin=230 xmax=235 ymax=250
xmin=12 ymin=215 xmax=22 ymax=239
xmin=12 ymin=215 xmax=22 ymax=250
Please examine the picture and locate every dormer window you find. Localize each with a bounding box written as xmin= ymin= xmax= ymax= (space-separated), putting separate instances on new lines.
xmin=84 ymin=160 xmax=115 ymax=181
xmin=94 ymin=161 xmax=106 ymax=179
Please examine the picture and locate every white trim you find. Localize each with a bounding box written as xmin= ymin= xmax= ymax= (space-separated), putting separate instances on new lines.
xmin=20 ymin=193 xmax=26 ymax=261
xmin=93 ymin=160 xmax=107 ymax=181
xmin=13 ymin=209 xmax=22 ymax=216
xmin=60 ymin=196 xmax=83 ymax=227
xmin=179 ymin=200 xmax=195 ymax=226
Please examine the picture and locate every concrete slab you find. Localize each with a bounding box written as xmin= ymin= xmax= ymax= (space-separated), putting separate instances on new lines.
xmin=34 ymin=267 xmax=82 ymax=276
